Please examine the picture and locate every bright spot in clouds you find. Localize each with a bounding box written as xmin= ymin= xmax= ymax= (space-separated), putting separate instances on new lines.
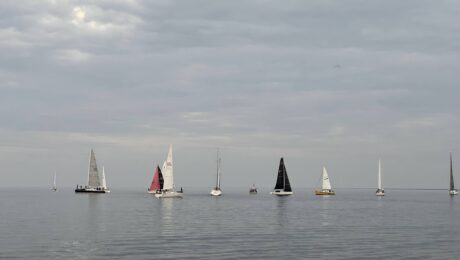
xmin=73 ymin=6 xmax=85 ymax=21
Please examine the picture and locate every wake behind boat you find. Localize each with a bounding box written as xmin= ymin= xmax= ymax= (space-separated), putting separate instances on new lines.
xmin=270 ymin=157 xmax=293 ymax=196
xmin=210 ymin=149 xmax=222 ymax=196
xmin=315 ymin=167 xmax=335 ymax=195
xmin=376 ymin=160 xmax=384 ymax=196
xmin=154 ymin=145 xmax=183 ymax=198
xmin=449 ymin=153 xmax=458 ymax=195
xmin=75 ymin=149 xmax=110 ymax=193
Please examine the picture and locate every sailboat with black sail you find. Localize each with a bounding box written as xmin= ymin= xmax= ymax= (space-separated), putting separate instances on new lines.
xmin=270 ymin=158 xmax=293 ymax=196
xmin=155 ymin=145 xmax=183 ymax=198
xmin=449 ymin=153 xmax=458 ymax=195
xmin=75 ymin=149 xmax=108 ymax=193
xmin=148 ymin=165 xmax=164 ymax=194
xmin=210 ymin=149 xmax=222 ymax=196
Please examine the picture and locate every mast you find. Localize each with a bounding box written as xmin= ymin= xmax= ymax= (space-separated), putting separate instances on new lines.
xmin=216 ymin=149 xmax=220 ymax=189
xmin=87 ymin=149 xmax=101 ymax=187
xmin=53 ymin=172 xmax=57 ymax=190
xmin=378 ymin=159 xmax=382 ymax=190
xmin=450 ymin=153 xmax=455 ymax=191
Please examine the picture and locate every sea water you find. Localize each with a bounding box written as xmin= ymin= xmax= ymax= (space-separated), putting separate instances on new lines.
xmin=0 ymin=188 xmax=459 ymax=259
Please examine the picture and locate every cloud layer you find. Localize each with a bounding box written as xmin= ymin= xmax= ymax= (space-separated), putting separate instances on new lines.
xmin=1 ymin=0 xmax=459 ymax=189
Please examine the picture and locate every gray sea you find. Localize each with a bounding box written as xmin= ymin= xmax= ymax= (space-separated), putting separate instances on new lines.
xmin=0 ymin=188 xmax=459 ymax=259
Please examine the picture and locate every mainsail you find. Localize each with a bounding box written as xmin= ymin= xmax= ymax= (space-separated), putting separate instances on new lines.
xmin=322 ymin=167 xmax=332 ymax=190
xmin=162 ymin=145 xmax=174 ymax=191
xmin=150 ymin=165 xmax=164 ymax=191
xmin=450 ymin=154 xmax=455 ymax=191
xmin=87 ymin=149 xmax=101 ymax=187
xmin=274 ymin=158 xmax=292 ymax=192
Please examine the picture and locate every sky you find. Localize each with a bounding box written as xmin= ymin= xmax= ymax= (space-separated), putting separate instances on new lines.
xmin=1 ymin=0 xmax=460 ymax=189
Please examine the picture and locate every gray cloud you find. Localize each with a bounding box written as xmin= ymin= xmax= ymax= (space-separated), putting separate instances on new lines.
xmin=1 ymin=0 xmax=460 ymax=189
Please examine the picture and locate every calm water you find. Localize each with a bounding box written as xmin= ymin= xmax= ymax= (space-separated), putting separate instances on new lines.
xmin=0 ymin=188 xmax=459 ymax=259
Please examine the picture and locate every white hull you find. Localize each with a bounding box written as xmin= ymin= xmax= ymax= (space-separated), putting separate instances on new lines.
xmin=210 ymin=189 xmax=222 ymax=196
xmin=270 ymin=190 xmax=293 ymax=196
xmin=449 ymin=190 xmax=458 ymax=195
xmin=154 ymin=191 xmax=183 ymax=198
xmin=376 ymin=191 xmax=385 ymax=196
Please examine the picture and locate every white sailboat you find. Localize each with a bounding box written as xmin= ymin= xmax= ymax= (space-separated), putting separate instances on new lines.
xmin=75 ymin=149 xmax=109 ymax=193
xmin=210 ymin=149 xmax=222 ymax=196
xmin=101 ymin=166 xmax=110 ymax=193
xmin=376 ymin=160 xmax=384 ymax=196
xmin=52 ymin=172 xmax=57 ymax=192
xmin=270 ymin=157 xmax=293 ymax=196
xmin=449 ymin=153 xmax=458 ymax=195
xmin=315 ymin=167 xmax=335 ymax=195
xmin=155 ymin=145 xmax=183 ymax=198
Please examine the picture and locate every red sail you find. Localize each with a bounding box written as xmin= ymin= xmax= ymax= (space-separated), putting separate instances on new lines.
xmin=149 ymin=165 xmax=161 ymax=191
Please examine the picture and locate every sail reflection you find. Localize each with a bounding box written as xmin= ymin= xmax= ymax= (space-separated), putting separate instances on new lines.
xmin=159 ymin=199 xmax=175 ymax=236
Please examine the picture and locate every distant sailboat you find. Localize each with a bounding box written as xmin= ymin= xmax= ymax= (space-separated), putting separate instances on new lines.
xmin=52 ymin=172 xmax=57 ymax=192
xmin=375 ymin=160 xmax=384 ymax=196
xmin=75 ymin=149 xmax=108 ymax=193
xmin=148 ymin=165 xmax=164 ymax=194
xmin=449 ymin=153 xmax=458 ymax=195
xmin=101 ymin=166 xmax=110 ymax=193
xmin=210 ymin=149 xmax=222 ymax=196
xmin=249 ymin=184 xmax=258 ymax=194
xmin=270 ymin=158 xmax=293 ymax=196
xmin=315 ymin=167 xmax=335 ymax=195
xmin=155 ymin=145 xmax=183 ymax=198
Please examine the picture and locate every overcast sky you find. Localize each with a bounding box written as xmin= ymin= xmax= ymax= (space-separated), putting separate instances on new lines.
xmin=1 ymin=0 xmax=460 ymax=189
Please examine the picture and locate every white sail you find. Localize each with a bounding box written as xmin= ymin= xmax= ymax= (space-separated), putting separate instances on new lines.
xmin=216 ymin=149 xmax=221 ymax=189
xmin=53 ymin=172 xmax=57 ymax=190
xmin=322 ymin=167 xmax=332 ymax=190
xmin=102 ymin=166 xmax=107 ymax=189
xmin=87 ymin=149 xmax=101 ymax=187
xmin=162 ymin=144 xmax=174 ymax=190
xmin=378 ymin=160 xmax=382 ymax=190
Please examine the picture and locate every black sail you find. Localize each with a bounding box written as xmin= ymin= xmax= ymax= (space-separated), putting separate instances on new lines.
xmin=158 ymin=166 xmax=165 ymax=190
xmin=283 ymin=161 xmax=292 ymax=192
xmin=450 ymin=154 xmax=455 ymax=191
xmin=274 ymin=158 xmax=285 ymax=190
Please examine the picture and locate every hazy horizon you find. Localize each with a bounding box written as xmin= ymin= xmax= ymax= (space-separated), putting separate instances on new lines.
xmin=1 ymin=1 xmax=459 ymax=189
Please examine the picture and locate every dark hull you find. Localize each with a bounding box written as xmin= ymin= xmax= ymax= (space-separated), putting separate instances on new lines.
xmin=75 ymin=189 xmax=106 ymax=193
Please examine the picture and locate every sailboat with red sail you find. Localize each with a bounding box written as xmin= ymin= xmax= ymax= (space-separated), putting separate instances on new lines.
xmin=148 ymin=165 xmax=164 ymax=194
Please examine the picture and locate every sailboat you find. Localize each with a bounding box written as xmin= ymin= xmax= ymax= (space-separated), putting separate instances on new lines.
xmin=101 ymin=166 xmax=110 ymax=193
xmin=449 ymin=153 xmax=458 ymax=195
xmin=315 ymin=167 xmax=335 ymax=195
xmin=210 ymin=149 xmax=222 ymax=196
xmin=376 ymin=160 xmax=384 ymax=196
xmin=75 ymin=149 xmax=109 ymax=193
xmin=52 ymin=172 xmax=57 ymax=192
xmin=148 ymin=165 xmax=164 ymax=194
xmin=155 ymin=145 xmax=183 ymax=198
xmin=270 ymin=157 xmax=293 ymax=196
xmin=375 ymin=160 xmax=385 ymax=196
xmin=249 ymin=184 xmax=258 ymax=194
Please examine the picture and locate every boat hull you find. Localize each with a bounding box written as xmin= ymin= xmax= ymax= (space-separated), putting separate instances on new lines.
xmin=449 ymin=190 xmax=458 ymax=195
xmin=315 ymin=190 xmax=335 ymax=195
xmin=376 ymin=192 xmax=385 ymax=196
xmin=249 ymin=189 xmax=258 ymax=194
xmin=154 ymin=191 xmax=183 ymax=198
xmin=75 ymin=188 xmax=108 ymax=193
xmin=210 ymin=189 xmax=222 ymax=196
xmin=270 ymin=190 xmax=293 ymax=196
